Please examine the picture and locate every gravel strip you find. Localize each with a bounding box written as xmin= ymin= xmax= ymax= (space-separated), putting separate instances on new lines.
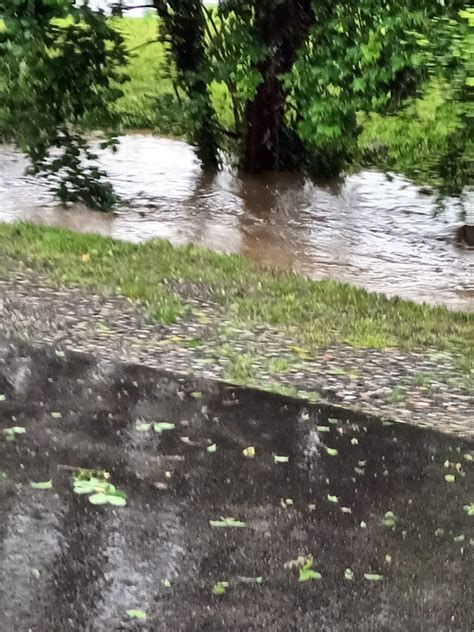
xmin=0 ymin=271 xmax=472 ymax=437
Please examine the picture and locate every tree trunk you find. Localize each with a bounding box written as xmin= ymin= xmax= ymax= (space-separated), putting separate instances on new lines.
xmin=243 ymin=0 xmax=314 ymax=172
xmin=154 ymin=0 xmax=219 ymax=168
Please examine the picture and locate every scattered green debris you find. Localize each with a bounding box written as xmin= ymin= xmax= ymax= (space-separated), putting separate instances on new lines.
xmin=298 ymin=556 xmax=322 ymax=582
xmin=327 ymin=494 xmax=339 ymax=503
xmin=328 ymin=418 xmax=339 ymax=425
xmin=51 ymin=412 xmax=62 ymax=419
xmin=73 ymin=470 xmax=127 ymax=507
xmin=434 ymin=528 xmax=445 ymax=537
xmin=341 ymin=507 xmax=352 ymax=514
xmin=453 ymin=534 xmax=465 ymax=542
xmin=154 ymin=422 xmax=176 ymax=433
xmin=136 ymin=421 xmax=152 ymax=431
xmin=0 ymin=472 xmax=7 ymax=481
xmin=445 ymin=474 xmax=456 ymax=483
xmin=364 ymin=573 xmax=384 ymax=581
xmin=2 ymin=426 xmax=26 ymax=442
xmin=126 ymin=609 xmax=147 ymax=621
xmin=30 ymin=480 xmax=53 ymax=490
xmin=212 ymin=581 xmax=229 ymax=595
xmin=209 ymin=517 xmax=247 ymax=528
xmin=136 ymin=421 xmax=176 ymax=433
xmin=464 ymin=454 xmax=473 ymax=462
xmin=325 ymin=447 xmax=339 ymax=456
xmin=351 ymin=437 xmax=359 ymax=445
xmin=463 ymin=503 xmax=474 ymax=516
xmin=162 ymin=579 xmax=172 ymax=588
xmin=273 ymin=455 xmax=289 ymax=463
xmin=207 ymin=443 xmax=217 ymax=453
xmin=237 ymin=576 xmax=264 ymax=585
xmin=190 ymin=391 xmax=203 ymax=399
xmin=0 ymin=394 xmax=6 ymax=401
xmin=383 ymin=511 xmax=397 ymax=528
xmin=344 ymin=568 xmax=354 ymax=581
xmin=243 ymin=446 xmax=256 ymax=458
xmin=317 ymin=426 xmax=331 ymax=433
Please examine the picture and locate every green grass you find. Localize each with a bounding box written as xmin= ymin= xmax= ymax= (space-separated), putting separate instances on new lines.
xmin=0 ymin=223 xmax=471 ymax=372
xmin=109 ymin=15 xmax=232 ymax=133
xmin=358 ymin=81 xmax=460 ymax=185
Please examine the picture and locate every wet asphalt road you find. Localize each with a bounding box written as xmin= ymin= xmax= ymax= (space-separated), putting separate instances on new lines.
xmin=0 ymin=337 xmax=473 ymax=631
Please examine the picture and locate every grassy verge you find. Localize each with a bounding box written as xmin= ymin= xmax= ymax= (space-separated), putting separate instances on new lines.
xmin=0 ymin=223 xmax=471 ymax=371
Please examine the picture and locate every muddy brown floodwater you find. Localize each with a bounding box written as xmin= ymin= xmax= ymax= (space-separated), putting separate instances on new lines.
xmin=0 ymin=338 xmax=473 ymax=631
xmin=1 ymin=135 xmax=473 ymax=311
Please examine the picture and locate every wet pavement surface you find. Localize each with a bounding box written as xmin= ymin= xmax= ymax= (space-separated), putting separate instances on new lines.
xmin=0 ymin=337 xmax=473 ymax=631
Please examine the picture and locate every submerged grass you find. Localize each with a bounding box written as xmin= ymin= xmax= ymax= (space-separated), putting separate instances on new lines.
xmin=0 ymin=223 xmax=471 ymax=373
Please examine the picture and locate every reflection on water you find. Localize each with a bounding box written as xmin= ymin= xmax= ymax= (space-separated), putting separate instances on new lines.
xmin=1 ymin=134 xmax=472 ymax=311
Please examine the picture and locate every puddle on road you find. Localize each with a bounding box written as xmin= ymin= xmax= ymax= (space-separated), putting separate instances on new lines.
xmin=1 ymin=135 xmax=473 ymax=311
xmin=0 ymin=338 xmax=472 ymax=631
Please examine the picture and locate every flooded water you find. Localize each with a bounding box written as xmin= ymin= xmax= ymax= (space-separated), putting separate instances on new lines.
xmin=1 ymin=135 xmax=473 ymax=311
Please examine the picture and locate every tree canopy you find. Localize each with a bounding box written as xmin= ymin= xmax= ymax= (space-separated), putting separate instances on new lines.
xmin=0 ymin=0 xmax=470 ymax=211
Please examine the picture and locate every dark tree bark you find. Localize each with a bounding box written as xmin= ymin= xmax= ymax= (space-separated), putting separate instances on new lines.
xmin=243 ymin=0 xmax=315 ymax=172
xmin=153 ymin=0 xmax=219 ymax=167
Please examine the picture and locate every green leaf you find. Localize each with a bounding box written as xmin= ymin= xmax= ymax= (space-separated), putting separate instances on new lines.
xmin=212 ymin=581 xmax=229 ymax=595
xmin=207 ymin=443 xmax=217 ymax=453
xmin=51 ymin=412 xmax=62 ymax=419
xmin=126 ymin=609 xmax=147 ymax=620
xmin=153 ymin=422 xmax=176 ymax=433
xmin=30 ymin=480 xmax=53 ymax=490
xmin=107 ymin=494 xmax=127 ymax=507
xmin=316 ymin=426 xmax=330 ymax=432
xmin=209 ymin=517 xmax=246 ymax=528
xmin=88 ymin=493 xmax=108 ymax=505
xmin=444 ymin=474 xmax=455 ymax=483
xmin=327 ymin=494 xmax=339 ymax=503
xmin=364 ymin=573 xmax=384 ymax=581
xmin=344 ymin=568 xmax=354 ymax=580
xmin=463 ymin=503 xmax=474 ymax=516
xmin=299 ymin=568 xmax=322 ymax=582
xmin=351 ymin=437 xmax=359 ymax=445
xmin=190 ymin=391 xmax=202 ymax=399
xmin=298 ymin=556 xmax=322 ymax=582
xmin=273 ymin=455 xmax=289 ymax=463
xmin=136 ymin=422 xmax=152 ymax=432
xmin=325 ymin=447 xmax=338 ymax=456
